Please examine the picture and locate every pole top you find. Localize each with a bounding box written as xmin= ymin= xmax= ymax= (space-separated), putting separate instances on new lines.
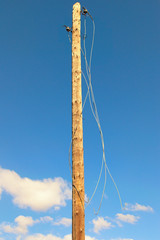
xmin=73 ymin=2 xmax=81 ymax=8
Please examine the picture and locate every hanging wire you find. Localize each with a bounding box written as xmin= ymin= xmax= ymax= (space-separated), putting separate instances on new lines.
xmin=66 ymin=25 xmax=100 ymax=207
xmin=67 ymin=33 xmax=72 ymax=44
xmin=82 ymin=13 xmax=123 ymax=213
xmin=66 ymin=24 xmax=104 ymax=207
xmin=82 ymin=16 xmax=107 ymax=213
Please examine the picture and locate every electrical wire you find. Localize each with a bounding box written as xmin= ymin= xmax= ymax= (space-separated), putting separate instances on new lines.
xmin=82 ymin=14 xmax=123 ymax=213
xmin=82 ymin=16 xmax=107 ymax=213
xmin=67 ymin=33 xmax=72 ymax=44
xmin=67 ymin=30 xmax=96 ymax=207
xmin=67 ymin=16 xmax=107 ymax=212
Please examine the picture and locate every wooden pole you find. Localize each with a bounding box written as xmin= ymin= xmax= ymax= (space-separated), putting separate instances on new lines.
xmin=72 ymin=2 xmax=85 ymax=240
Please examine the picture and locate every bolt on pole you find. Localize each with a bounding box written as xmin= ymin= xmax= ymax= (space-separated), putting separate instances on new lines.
xmin=72 ymin=2 xmax=85 ymax=240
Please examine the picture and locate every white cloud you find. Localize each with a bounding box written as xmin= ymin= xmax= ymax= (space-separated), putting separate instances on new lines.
xmin=0 ymin=215 xmax=55 ymax=237
xmin=85 ymin=194 xmax=89 ymax=203
xmin=124 ymin=203 xmax=153 ymax=212
xmin=24 ymin=233 xmax=70 ymax=240
xmin=54 ymin=218 xmax=72 ymax=227
xmin=92 ymin=217 xmax=113 ymax=233
xmin=63 ymin=235 xmax=72 ymax=240
xmin=16 ymin=237 xmax=21 ymax=240
xmin=86 ymin=236 xmax=96 ymax=240
xmin=54 ymin=206 xmax=60 ymax=211
xmin=1 ymin=216 xmax=37 ymax=235
xmin=116 ymin=214 xmax=139 ymax=224
xmin=0 ymin=189 xmax=2 ymax=200
xmin=0 ymin=167 xmax=71 ymax=211
xmin=24 ymin=234 xmax=96 ymax=240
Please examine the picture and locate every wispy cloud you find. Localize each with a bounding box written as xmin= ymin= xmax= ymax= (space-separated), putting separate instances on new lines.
xmin=116 ymin=214 xmax=140 ymax=224
xmin=54 ymin=218 xmax=72 ymax=227
xmin=0 ymin=167 xmax=71 ymax=211
xmin=39 ymin=216 xmax=53 ymax=223
xmin=124 ymin=203 xmax=153 ymax=212
xmin=92 ymin=217 xmax=114 ymax=233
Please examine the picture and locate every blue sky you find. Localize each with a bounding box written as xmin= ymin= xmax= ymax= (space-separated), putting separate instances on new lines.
xmin=0 ymin=0 xmax=159 ymax=240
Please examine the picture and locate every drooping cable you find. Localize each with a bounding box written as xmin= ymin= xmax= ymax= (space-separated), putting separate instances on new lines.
xmin=67 ymin=33 xmax=72 ymax=44
xmin=65 ymin=18 xmax=96 ymax=185
xmin=82 ymin=16 xmax=107 ymax=213
xmin=82 ymin=13 xmax=123 ymax=213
